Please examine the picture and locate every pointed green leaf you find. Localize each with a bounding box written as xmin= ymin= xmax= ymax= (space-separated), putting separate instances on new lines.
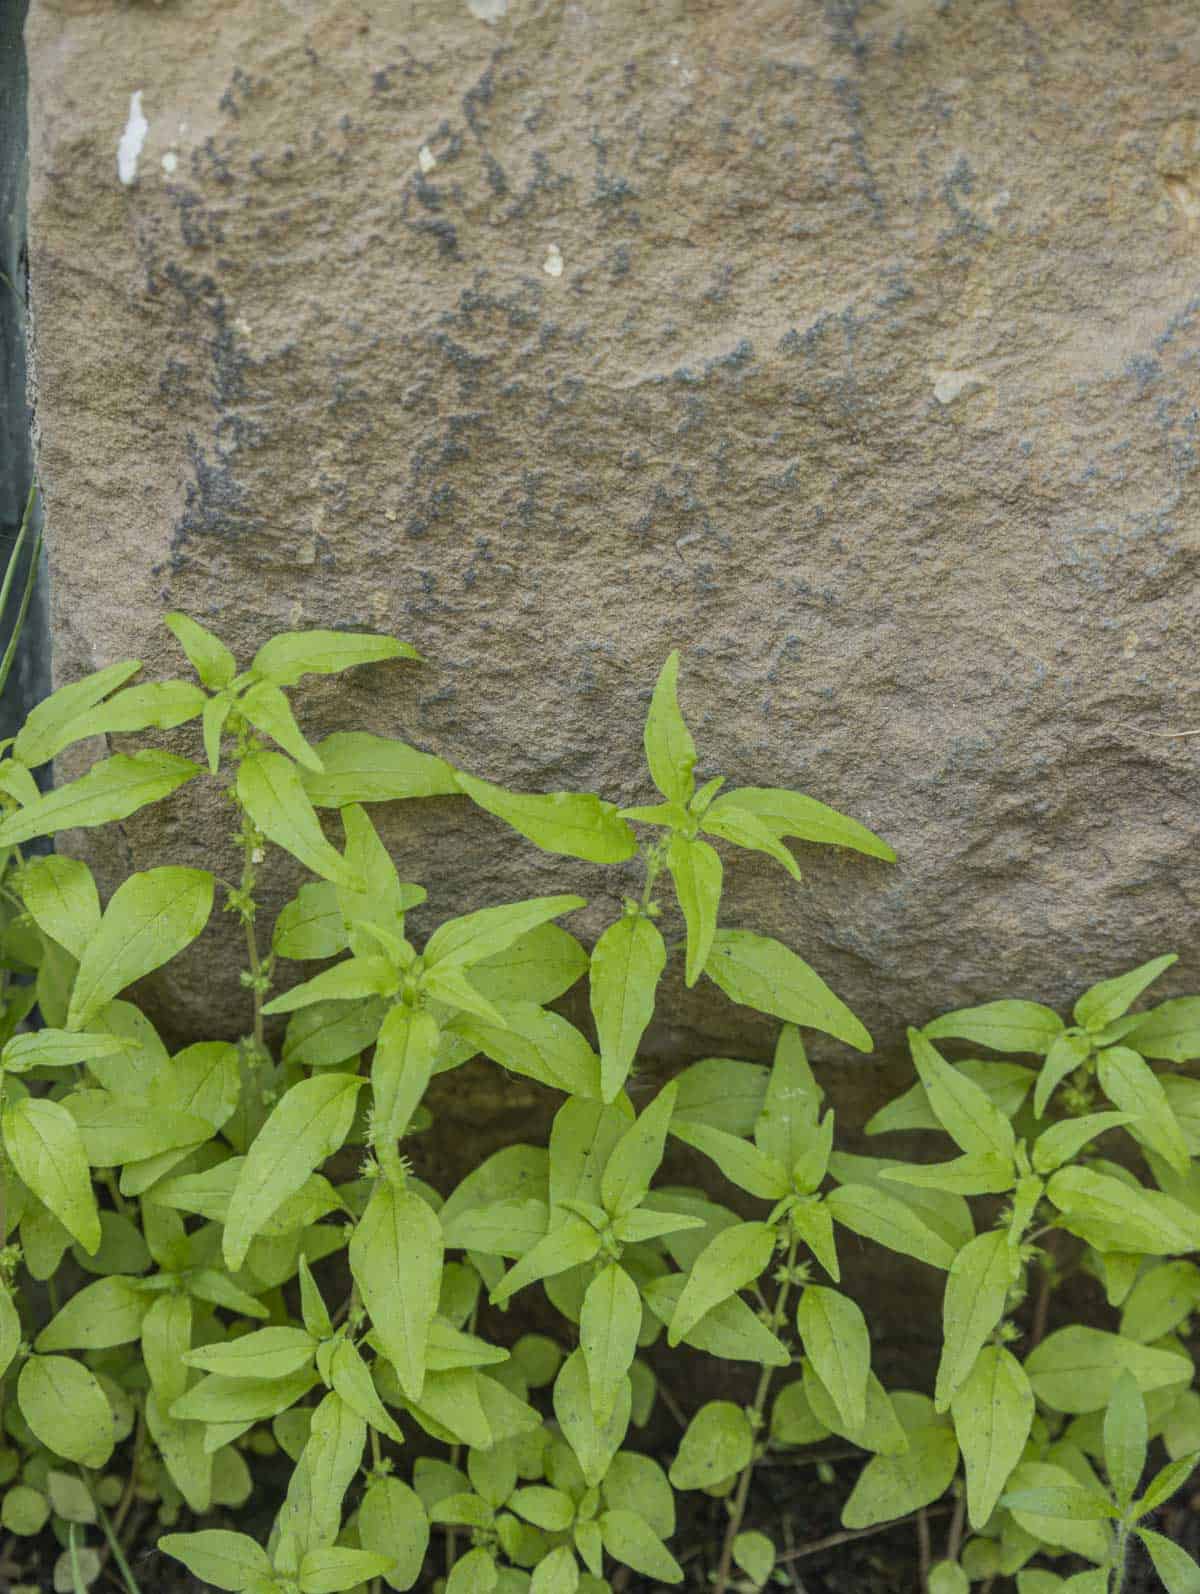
xmin=670 ymin=1400 xmax=753 ymax=1490
xmin=644 ymin=652 xmax=696 ymax=804
xmin=1103 ymin=1370 xmax=1147 ymax=1508
xmin=350 ymin=1178 xmax=442 ymax=1401
xmin=492 ymin=1215 xmax=602 ymax=1306
xmin=667 ymin=833 xmax=722 ymax=986
xmin=224 ymin=1073 xmax=364 ymax=1268
xmin=670 ymin=1119 xmax=789 ymax=1201
xmin=951 ymin=1344 xmax=1034 ymax=1528
xmin=704 ymin=930 xmax=871 ymax=1051
xmin=68 ymin=866 xmax=213 ymax=1030
xmin=1096 ymin=1045 xmax=1190 ymax=1174
xmin=601 ymin=1082 xmax=677 ymax=1217
xmin=1135 ymin=1450 xmax=1200 ymax=1515
xmin=183 ymin=1326 xmax=318 ymax=1381
xmin=1046 ymin=1167 xmax=1200 ymax=1255
xmin=58 ymin=680 xmax=206 ymax=745
xmin=238 ymin=680 xmax=323 ymax=772
xmin=1035 ymin=1031 xmax=1093 ymax=1117
xmin=580 ymin=1263 xmax=641 ymax=1425
xmin=0 ymin=751 xmax=200 ymax=846
xmin=1125 ymin=997 xmax=1200 ymax=1063
xmin=252 ymin=628 xmax=417 ymax=686
xmin=165 ymin=611 xmax=237 ymax=688
xmin=935 ymin=1231 xmax=1017 ymax=1411
xmin=908 ymin=1030 xmax=1016 ymax=1162
xmin=35 ymin=1276 xmax=145 ymax=1351
xmin=1025 ymin=1326 xmax=1193 ymax=1414
xmin=590 ymin=913 xmax=666 ymax=1103
xmin=1032 ymin=1112 xmax=1131 ymax=1175
xmin=796 ymin=1286 xmax=870 ymax=1430
xmin=553 ymin=1348 xmax=630 ymax=1487
xmin=1074 ymin=955 xmax=1177 ymax=1032
xmin=3 ymin=1096 xmax=99 ymax=1252
xmin=642 ymin=1273 xmax=789 ymax=1367
xmin=302 ymin=731 xmax=457 ymax=807
xmin=1138 ymin=1529 xmax=1200 ymax=1594
xmin=713 ymin=785 xmax=895 ymax=861
xmin=426 ymin=896 xmax=585 ymax=973
xmin=668 ymin=1221 xmax=776 ymax=1346
xmin=701 ymin=798 xmax=801 ymax=881
xmin=826 ymin=1184 xmax=956 ymax=1270
xmin=924 ymin=1001 xmax=1065 ymax=1055
xmin=158 ymin=1530 xmax=272 ymax=1592
xmin=455 ymin=771 xmax=637 ymax=863
xmin=238 ymin=749 xmax=359 ymax=886
xmin=842 ymin=1393 xmax=959 ymax=1529
xmin=359 ymin=1476 xmax=430 ymax=1592
xmin=13 ymin=660 xmax=141 ymax=767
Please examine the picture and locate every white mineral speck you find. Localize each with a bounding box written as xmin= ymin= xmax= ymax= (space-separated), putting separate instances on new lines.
xmin=418 ymin=145 xmax=436 ymax=174
xmin=543 ymin=243 xmax=564 ymax=278
xmin=117 ymin=91 xmax=149 ymax=186
xmin=161 ymin=150 xmax=178 ymax=175
xmin=467 ymin=0 xmax=508 ymax=20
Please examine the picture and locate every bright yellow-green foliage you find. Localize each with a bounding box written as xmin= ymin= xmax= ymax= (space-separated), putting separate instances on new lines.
xmin=0 ymin=618 xmax=1193 ymax=1594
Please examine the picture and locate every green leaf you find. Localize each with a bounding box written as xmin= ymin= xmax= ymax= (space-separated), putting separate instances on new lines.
xmin=170 ymin=1366 xmax=320 ymax=1426
xmin=510 ymin=1485 xmax=575 ymax=1531
xmin=164 ymin=612 xmax=237 ymax=687
xmin=238 ymin=750 xmax=359 ymax=887
xmin=1119 ymin=1261 xmax=1200 ymax=1343
xmin=950 ymin=1345 xmax=1034 ymax=1529
xmin=999 ymin=1487 xmax=1117 ymax=1522
xmin=58 ymin=680 xmax=206 ymax=744
xmin=671 ymin=1055 xmax=769 ymax=1135
xmin=468 ymin=923 xmax=588 ymax=1007
xmin=1045 ymin=1167 xmax=1200 ymax=1255
xmin=299 ymin=1547 xmax=396 ymax=1594
xmin=443 ymin=1198 xmax=548 ymax=1258
xmin=1103 ymin=1370 xmax=1147 ymax=1508
xmin=1074 ymin=955 xmax=1177 ymax=1032
xmin=1125 ymin=997 xmax=1200 ymax=1063
xmin=643 ymin=652 xmax=696 ymax=804
xmin=670 ymin=1120 xmax=789 ymax=1201
xmin=1138 ymin=1529 xmax=1200 ymax=1594
xmin=183 ymin=1326 xmax=318 ymax=1381
xmin=18 ymin=1354 xmax=114 ymax=1467
xmin=455 ymin=771 xmax=637 ymax=863
xmin=17 ymin=855 xmax=100 ymax=959
xmin=238 ymin=680 xmax=323 ymax=771
xmin=713 ymin=785 xmax=895 ymax=861
xmin=426 ymin=896 xmax=585 ymax=973
xmin=934 ymin=1230 xmax=1017 ymax=1411
xmin=445 ymin=1547 xmax=498 ymax=1594
xmin=790 ymin=1195 xmax=840 ymax=1281
xmin=754 ymin=1025 xmax=822 ymax=1171
xmin=701 ymin=798 xmax=801 ymax=882
xmin=454 ymin=1003 xmax=601 ymax=1100
xmin=372 ymin=1004 xmax=439 ymax=1154
xmin=771 ymin=1380 xmax=833 ymax=1446
xmin=599 ymin=1507 xmax=682 ymax=1583
xmin=252 ymin=628 xmax=417 ymax=686
xmin=796 ymin=1286 xmax=870 ymax=1431
xmin=669 ymin=1399 xmax=753 ymax=1490
xmin=842 ymin=1393 xmax=959 ymax=1529
xmin=603 ymin=1451 xmax=675 ymax=1538
xmin=924 ymin=1001 xmax=1065 ymax=1055
xmin=224 ymin=1073 xmax=364 ymax=1268
xmin=1 ymin=1027 xmax=128 ymax=1075
xmin=826 ymin=1184 xmax=956 ymax=1270
xmin=35 ymin=1276 xmax=146 ymax=1351
xmin=327 ymin=1336 xmax=404 ymax=1443
xmin=928 ymin=1564 xmax=969 ymax=1594
xmin=277 ymin=1390 xmax=367 ymax=1565
xmin=704 ymin=930 xmax=872 ymax=1051
xmin=1135 ymin=1449 xmax=1200 ymax=1515
xmin=1031 ymin=1112 xmax=1131 ymax=1175
xmin=350 ymin=1178 xmax=442 ymax=1400
xmin=880 ymin=1153 xmax=1015 ymax=1197
xmin=1035 ymin=1030 xmax=1093 ymax=1117
xmin=13 ymin=660 xmax=141 ymax=767
xmin=601 ymin=1082 xmax=678 ymax=1217
xmin=302 ymin=731 xmax=458 ymax=807
xmin=589 ymin=914 xmax=666 ymax=1102
xmin=492 ymin=1215 xmax=602 ymax=1306
xmin=1096 ymin=1045 xmax=1190 ymax=1174
xmin=1025 ymin=1327 xmax=1193 ymax=1413
xmin=668 ymin=1221 xmax=776 ymax=1346
xmin=642 ymin=1274 xmax=790 ymax=1367
xmin=265 ymin=955 xmax=397 ymax=1016
xmin=908 ymin=1030 xmax=1016 ymax=1162
xmin=67 ymin=866 xmax=213 ymax=1030
xmin=142 ymin=1294 xmax=192 ymax=1409
xmin=733 ymin=1532 xmax=775 ymax=1588
xmin=273 ymin=881 xmax=350 ymax=962
xmin=579 ymin=1264 xmax=641 ymax=1426
xmin=0 ymin=750 xmax=200 ymax=846
xmin=2 ymin=1096 xmax=99 ymax=1252
xmin=158 ymin=1530 xmax=273 ymax=1592
xmin=1003 ymin=1462 xmax=1111 ymax=1562
xmin=667 ymin=833 xmax=722 ymax=986
xmin=0 ymin=1289 xmax=20 ymax=1379
xmin=802 ymin=1362 xmax=908 ymax=1456
xmin=867 ymin=1060 xmax=1036 ymax=1137
xmin=553 ymin=1349 xmax=630 ymax=1487
xmin=358 ymin=1476 xmax=430 ymax=1592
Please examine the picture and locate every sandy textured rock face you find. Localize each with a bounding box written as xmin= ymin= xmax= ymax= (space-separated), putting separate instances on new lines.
xmin=21 ymin=1 xmax=1200 ymax=1122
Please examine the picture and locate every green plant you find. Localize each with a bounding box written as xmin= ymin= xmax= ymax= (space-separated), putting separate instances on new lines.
xmin=0 ymin=616 xmax=1193 ymax=1594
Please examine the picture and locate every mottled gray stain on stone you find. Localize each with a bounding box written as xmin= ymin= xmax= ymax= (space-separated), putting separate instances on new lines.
xmin=20 ymin=0 xmax=1200 ymax=1126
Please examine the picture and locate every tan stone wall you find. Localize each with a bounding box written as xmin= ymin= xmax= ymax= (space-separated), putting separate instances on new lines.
xmin=22 ymin=0 xmax=1200 ymax=1138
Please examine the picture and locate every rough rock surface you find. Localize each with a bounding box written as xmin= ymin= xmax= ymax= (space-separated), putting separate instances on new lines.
xmin=22 ymin=0 xmax=1200 ymax=1153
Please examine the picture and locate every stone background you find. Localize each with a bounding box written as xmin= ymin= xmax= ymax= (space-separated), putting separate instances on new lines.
xmin=21 ymin=0 xmax=1200 ymax=1179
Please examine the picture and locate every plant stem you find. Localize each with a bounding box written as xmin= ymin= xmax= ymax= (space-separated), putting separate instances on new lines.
xmin=1110 ymin=1521 xmax=1130 ymax=1594
xmin=713 ymin=1224 xmax=800 ymax=1594
xmin=944 ymin=1488 xmax=965 ymax=1565
xmin=778 ymin=1505 xmax=953 ymax=1564
xmin=916 ymin=1506 xmax=931 ymax=1590
xmin=96 ymin=1501 xmax=142 ymax=1594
